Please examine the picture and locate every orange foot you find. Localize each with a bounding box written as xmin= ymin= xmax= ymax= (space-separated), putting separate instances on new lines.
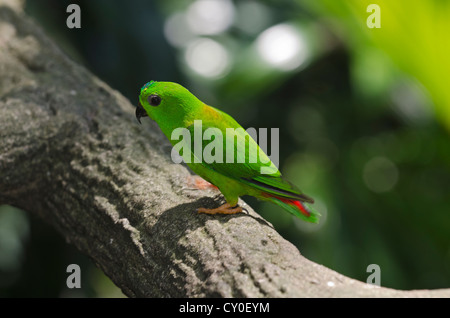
xmin=188 ymin=175 xmax=218 ymax=190
xmin=197 ymin=203 xmax=243 ymax=215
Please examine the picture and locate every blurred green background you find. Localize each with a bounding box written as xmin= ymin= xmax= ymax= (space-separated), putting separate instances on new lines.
xmin=1 ymin=0 xmax=449 ymax=297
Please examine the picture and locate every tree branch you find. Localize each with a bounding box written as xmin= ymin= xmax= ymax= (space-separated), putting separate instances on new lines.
xmin=0 ymin=0 xmax=448 ymax=297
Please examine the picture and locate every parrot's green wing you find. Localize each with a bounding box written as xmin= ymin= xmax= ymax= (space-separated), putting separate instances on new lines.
xmin=185 ymin=120 xmax=314 ymax=203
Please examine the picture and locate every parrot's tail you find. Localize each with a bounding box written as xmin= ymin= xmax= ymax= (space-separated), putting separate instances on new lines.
xmin=267 ymin=196 xmax=321 ymax=223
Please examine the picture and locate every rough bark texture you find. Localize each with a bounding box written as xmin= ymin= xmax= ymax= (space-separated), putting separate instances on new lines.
xmin=0 ymin=0 xmax=449 ymax=297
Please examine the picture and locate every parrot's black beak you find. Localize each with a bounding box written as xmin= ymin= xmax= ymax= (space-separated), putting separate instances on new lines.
xmin=136 ymin=101 xmax=148 ymax=124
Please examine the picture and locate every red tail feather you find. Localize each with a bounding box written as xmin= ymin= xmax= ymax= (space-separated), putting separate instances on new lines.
xmin=263 ymin=194 xmax=310 ymax=217
xmin=290 ymin=199 xmax=310 ymax=217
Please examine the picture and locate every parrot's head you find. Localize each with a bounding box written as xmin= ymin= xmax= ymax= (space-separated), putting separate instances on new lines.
xmin=136 ymin=81 xmax=201 ymax=129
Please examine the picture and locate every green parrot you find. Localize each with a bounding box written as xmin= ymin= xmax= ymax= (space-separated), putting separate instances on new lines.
xmin=136 ymin=81 xmax=320 ymax=223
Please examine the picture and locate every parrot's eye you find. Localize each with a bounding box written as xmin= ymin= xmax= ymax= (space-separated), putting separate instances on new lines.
xmin=148 ymin=94 xmax=161 ymax=106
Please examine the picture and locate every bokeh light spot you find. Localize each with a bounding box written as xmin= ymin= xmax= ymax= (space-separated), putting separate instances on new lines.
xmin=256 ymin=23 xmax=308 ymax=71
xmin=391 ymin=80 xmax=433 ymax=125
xmin=164 ymin=12 xmax=195 ymax=48
xmin=186 ymin=0 xmax=235 ymax=35
xmin=363 ymin=156 xmax=399 ymax=193
xmin=235 ymin=1 xmax=271 ymax=35
xmin=185 ymin=38 xmax=230 ymax=78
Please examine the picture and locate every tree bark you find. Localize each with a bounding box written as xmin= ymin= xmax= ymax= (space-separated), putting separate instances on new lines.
xmin=0 ymin=0 xmax=448 ymax=297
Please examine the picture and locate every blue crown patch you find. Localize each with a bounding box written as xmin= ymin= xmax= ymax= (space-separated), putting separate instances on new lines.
xmin=140 ymin=80 xmax=156 ymax=92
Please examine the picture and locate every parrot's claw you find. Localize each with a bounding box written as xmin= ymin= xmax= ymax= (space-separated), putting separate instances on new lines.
xmin=188 ymin=175 xmax=219 ymax=190
xmin=197 ymin=203 xmax=243 ymax=215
